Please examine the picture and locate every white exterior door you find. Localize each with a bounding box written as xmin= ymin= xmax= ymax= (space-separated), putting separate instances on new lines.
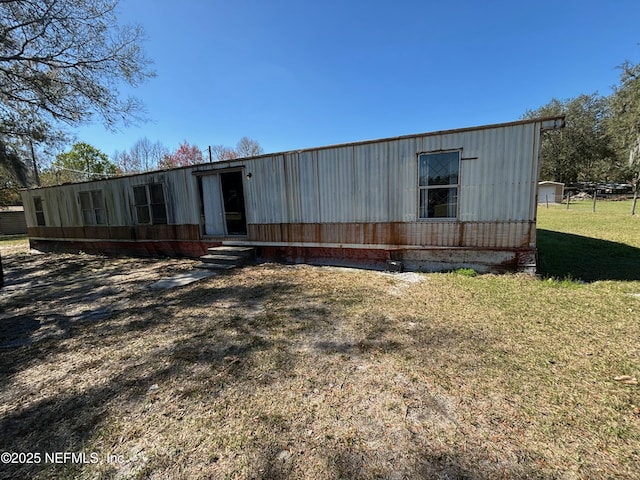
xmin=202 ymin=175 xmax=226 ymax=236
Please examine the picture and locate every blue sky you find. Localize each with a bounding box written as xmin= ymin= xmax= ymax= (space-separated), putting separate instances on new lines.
xmin=73 ymin=0 xmax=640 ymax=159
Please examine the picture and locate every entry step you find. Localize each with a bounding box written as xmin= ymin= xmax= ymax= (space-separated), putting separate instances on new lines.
xmin=195 ymin=246 xmax=256 ymax=271
xmin=207 ymin=245 xmax=255 ymax=256
xmin=200 ymin=254 xmax=246 ymax=265
xmin=194 ymin=262 xmax=237 ymax=271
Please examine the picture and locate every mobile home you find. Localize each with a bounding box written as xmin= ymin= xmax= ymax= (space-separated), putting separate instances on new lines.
xmin=21 ymin=117 xmax=564 ymax=273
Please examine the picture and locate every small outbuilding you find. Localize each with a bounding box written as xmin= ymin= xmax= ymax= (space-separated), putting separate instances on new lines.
xmin=0 ymin=206 xmax=27 ymax=235
xmin=20 ymin=116 xmax=564 ymax=273
xmin=538 ymin=181 xmax=564 ymax=204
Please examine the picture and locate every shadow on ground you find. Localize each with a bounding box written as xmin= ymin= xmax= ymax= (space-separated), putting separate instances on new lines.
xmin=537 ymin=229 xmax=640 ymax=282
xmin=0 ymin=254 xmax=558 ymax=479
xmin=0 ymin=281 xmax=286 ymax=479
xmin=249 ymin=442 xmax=555 ymax=480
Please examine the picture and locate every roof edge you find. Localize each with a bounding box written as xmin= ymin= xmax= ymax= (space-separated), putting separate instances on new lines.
xmin=24 ymin=116 xmax=565 ymax=191
xmin=228 ymin=115 xmax=567 ymax=161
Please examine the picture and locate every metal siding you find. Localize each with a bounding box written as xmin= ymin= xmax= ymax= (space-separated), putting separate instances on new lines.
xmin=457 ymin=123 xmax=538 ymax=223
xmin=354 ymin=143 xmax=387 ymax=222
xmin=317 ymin=146 xmax=354 ymax=223
xmin=22 ymin=168 xmax=205 ymax=229
xmin=283 ymin=154 xmax=302 ymax=223
xmin=23 ymin=190 xmax=39 ymax=227
xmin=75 ymin=181 xmax=116 ymax=225
xmin=49 ymin=188 xmax=65 ymax=226
xmin=418 ymin=126 xmax=538 ymax=224
xmin=248 ymin=155 xmax=288 ymax=224
xmin=243 ymin=163 xmax=260 ymax=225
xmin=19 ymin=191 xmax=34 ymax=227
xmin=163 ymin=173 xmax=178 ymax=224
xmin=245 ymin=221 xmax=531 ymax=248
xmin=122 ymin=170 xmax=201 ymax=225
xmin=21 ymin=118 xmax=549 ymax=252
xmin=115 ymin=181 xmax=132 ymax=225
xmin=46 ymin=187 xmax=74 ymax=227
xmin=385 ymin=139 xmax=416 ymax=222
xmin=297 ymin=151 xmax=320 ymax=223
xmin=176 ymin=170 xmax=202 ymax=225
xmin=240 ymin=121 xmax=541 ymax=248
xmin=528 ymin=133 xmax=542 ymax=225
xmin=398 ymin=138 xmax=418 ymax=222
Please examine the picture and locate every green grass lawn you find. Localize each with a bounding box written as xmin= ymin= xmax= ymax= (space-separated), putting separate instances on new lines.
xmin=537 ymin=199 xmax=640 ymax=281
xmin=0 ymin=234 xmax=28 ymax=249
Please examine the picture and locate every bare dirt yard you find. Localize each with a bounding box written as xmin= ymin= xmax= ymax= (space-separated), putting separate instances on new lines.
xmin=1 ymin=238 xmax=639 ymax=479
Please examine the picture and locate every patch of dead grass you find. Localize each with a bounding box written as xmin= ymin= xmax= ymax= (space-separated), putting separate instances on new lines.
xmin=0 ymin=250 xmax=638 ymax=479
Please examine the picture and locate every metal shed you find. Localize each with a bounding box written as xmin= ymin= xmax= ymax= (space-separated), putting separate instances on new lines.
xmin=21 ymin=116 xmax=564 ymax=273
xmin=538 ymin=181 xmax=565 ymax=204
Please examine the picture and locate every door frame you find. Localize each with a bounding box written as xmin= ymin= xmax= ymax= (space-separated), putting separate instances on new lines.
xmin=195 ymin=167 xmax=248 ymax=237
xmin=219 ymin=170 xmax=248 ymax=236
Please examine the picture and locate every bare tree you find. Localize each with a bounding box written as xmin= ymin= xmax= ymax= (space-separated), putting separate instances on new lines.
xmin=210 ymin=137 xmax=264 ymax=162
xmin=112 ymin=149 xmax=134 ymax=173
xmin=211 ymin=145 xmax=239 ymax=161
xmin=0 ymin=0 xmax=154 ymax=129
xmin=0 ymin=0 xmax=154 ymax=184
xmin=130 ymin=137 xmax=153 ymax=172
xmin=114 ymin=137 xmax=167 ymax=173
xmin=235 ymin=136 xmax=264 ymax=158
xmin=149 ymin=139 xmax=168 ymax=170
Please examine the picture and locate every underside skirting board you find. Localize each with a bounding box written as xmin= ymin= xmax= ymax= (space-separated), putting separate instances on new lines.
xmin=28 ymin=238 xmax=222 ymax=258
xmin=27 ymin=220 xmax=537 ymax=272
xmin=257 ymin=245 xmax=536 ymax=273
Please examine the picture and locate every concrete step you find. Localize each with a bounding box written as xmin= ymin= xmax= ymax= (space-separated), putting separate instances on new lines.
xmin=194 ymin=262 xmax=237 ymax=271
xmin=200 ymin=254 xmax=246 ymax=265
xmin=207 ymin=246 xmax=255 ymax=259
xmin=196 ymin=246 xmax=255 ymax=272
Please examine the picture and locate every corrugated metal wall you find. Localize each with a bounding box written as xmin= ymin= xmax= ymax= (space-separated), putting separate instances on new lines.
xmin=241 ymin=120 xmax=540 ymax=224
xmin=21 ymin=169 xmax=202 ymax=228
xmin=21 ymin=118 xmax=557 ymax=250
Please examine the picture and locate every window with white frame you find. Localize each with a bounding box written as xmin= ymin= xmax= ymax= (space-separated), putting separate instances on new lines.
xmin=78 ymin=190 xmax=107 ymax=225
xmin=418 ymin=151 xmax=460 ymax=219
xmin=133 ymin=183 xmax=167 ymax=224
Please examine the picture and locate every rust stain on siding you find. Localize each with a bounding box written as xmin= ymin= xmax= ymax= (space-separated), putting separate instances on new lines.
xmin=247 ymin=221 xmax=533 ymax=248
xmin=29 ymin=224 xmax=201 ymax=242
